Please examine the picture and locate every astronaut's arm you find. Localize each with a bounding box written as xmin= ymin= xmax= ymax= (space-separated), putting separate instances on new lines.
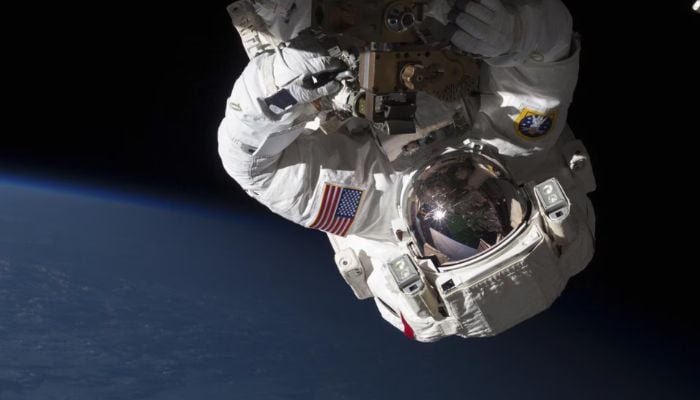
xmin=450 ymin=0 xmax=573 ymax=66
xmin=218 ymin=51 xmax=397 ymax=240
xmin=493 ymin=0 xmax=574 ymax=66
xmin=462 ymin=0 xmax=580 ymax=155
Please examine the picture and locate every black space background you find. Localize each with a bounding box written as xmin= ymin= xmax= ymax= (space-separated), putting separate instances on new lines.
xmin=2 ymin=1 xmax=699 ymax=351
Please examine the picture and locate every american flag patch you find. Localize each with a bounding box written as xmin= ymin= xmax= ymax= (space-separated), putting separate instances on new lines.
xmin=309 ymin=184 xmax=364 ymax=237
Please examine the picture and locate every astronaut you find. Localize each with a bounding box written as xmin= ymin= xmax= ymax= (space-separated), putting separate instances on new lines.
xmin=218 ymin=0 xmax=596 ymax=342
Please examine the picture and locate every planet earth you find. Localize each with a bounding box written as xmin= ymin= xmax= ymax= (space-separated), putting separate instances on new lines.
xmin=0 ymin=176 xmax=696 ymax=399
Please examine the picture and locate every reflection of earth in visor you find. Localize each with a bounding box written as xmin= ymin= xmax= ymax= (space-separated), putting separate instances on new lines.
xmin=404 ymin=151 xmax=528 ymax=265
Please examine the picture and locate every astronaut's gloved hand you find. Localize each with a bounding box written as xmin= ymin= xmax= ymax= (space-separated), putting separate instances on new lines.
xmin=261 ymin=47 xmax=344 ymax=117
xmin=449 ymin=0 xmax=515 ymax=58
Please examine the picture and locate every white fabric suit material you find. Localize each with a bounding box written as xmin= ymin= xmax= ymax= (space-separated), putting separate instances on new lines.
xmin=220 ymin=0 xmax=577 ymax=238
xmin=218 ymin=0 xmax=594 ymax=341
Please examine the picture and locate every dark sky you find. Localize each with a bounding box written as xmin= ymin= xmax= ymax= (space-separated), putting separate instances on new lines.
xmin=3 ymin=1 xmax=248 ymax=207
xmin=2 ymin=0 xmax=699 ymax=357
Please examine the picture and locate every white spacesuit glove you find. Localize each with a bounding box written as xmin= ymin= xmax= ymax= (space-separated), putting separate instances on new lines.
xmin=449 ymin=0 xmax=516 ymax=58
xmin=251 ymin=0 xmax=312 ymax=42
xmin=261 ymin=47 xmax=344 ymax=117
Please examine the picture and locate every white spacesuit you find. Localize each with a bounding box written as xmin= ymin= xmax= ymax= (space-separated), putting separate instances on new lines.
xmin=218 ymin=0 xmax=596 ymax=342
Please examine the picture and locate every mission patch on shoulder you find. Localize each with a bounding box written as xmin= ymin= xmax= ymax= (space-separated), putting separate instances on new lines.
xmin=514 ymin=108 xmax=557 ymax=140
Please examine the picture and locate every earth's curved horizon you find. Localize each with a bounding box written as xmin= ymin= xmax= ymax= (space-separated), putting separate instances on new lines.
xmin=0 ymin=176 xmax=696 ymax=399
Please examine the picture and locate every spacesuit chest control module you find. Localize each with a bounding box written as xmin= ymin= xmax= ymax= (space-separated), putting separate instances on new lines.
xmin=334 ymin=141 xmax=595 ymax=341
xmin=223 ymin=0 xmax=596 ymax=342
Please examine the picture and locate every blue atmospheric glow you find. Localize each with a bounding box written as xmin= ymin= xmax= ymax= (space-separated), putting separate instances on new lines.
xmin=0 ymin=172 xmax=696 ymax=400
xmin=0 ymin=173 xmax=239 ymax=219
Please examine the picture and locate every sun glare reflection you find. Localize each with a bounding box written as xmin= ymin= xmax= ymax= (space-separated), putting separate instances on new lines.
xmin=433 ymin=209 xmax=446 ymax=220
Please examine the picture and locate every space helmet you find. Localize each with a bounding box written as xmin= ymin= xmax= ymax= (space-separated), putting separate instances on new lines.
xmin=400 ymin=143 xmax=529 ymax=267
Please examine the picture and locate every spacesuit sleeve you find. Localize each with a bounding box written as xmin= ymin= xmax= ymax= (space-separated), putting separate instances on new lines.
xmin=473 ymin=0 xmax=580 ymax=156
xmin=218 ymin=53 xmax=398 ymax=241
